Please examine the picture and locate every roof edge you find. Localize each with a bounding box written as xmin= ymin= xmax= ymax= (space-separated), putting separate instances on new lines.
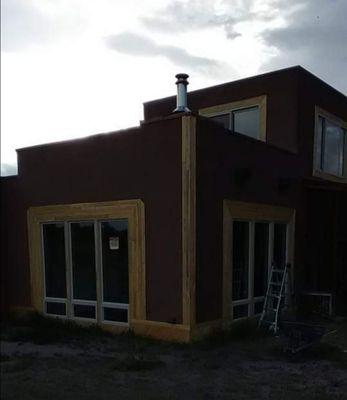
xmin=143 ymin=65 xmax=346 ymax=107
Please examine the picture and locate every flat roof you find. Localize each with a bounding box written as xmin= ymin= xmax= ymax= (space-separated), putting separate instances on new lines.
xmin=144 ymin=65 xmax=346 ymax=106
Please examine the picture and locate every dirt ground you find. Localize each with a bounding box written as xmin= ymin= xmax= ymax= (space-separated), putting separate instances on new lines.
xmin=1 ymin=315 xmax=347 ymax=400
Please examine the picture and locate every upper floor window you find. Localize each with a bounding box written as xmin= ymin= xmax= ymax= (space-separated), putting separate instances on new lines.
xmin=314 ymin=107 xmax=347 ymax=181
xmin=199 ymin=95 xmax=266 ymax=141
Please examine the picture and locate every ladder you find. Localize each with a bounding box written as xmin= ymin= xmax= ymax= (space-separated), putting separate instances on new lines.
xmin=258 ymin=264 xmax=289 ymax=333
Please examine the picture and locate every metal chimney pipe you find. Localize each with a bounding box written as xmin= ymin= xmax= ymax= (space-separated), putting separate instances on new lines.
xmin=173 ymin=73 xmax=191 ymax=113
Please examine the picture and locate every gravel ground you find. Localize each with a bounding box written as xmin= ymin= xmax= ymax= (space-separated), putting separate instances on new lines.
xmin=1 ymin=316 xmax=346 ymax=400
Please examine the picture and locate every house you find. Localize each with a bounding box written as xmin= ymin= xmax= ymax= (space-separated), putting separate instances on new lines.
xmin=1 ymin=66 xmax=346 ymax=342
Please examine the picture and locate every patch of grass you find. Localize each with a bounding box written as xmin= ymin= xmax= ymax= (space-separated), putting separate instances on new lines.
xmin=306 ymin=342 xmax=347 ymax=368
xmin=228 ymin=318 xmax=270 ymax=340
xmin=322 ymin=320 xmax=347 ymax=350
xmin=0 ymin=356 xmax=35 ymax=373
xmin=0 ymin=354 xmax=11 ymax=362
xmin=194 ymin=318 xmax=272 ymax=350
xmin=1 ymin=312 xmax=111 ymax=345
xmin=113 ymin=353 xmax=165 ymax=372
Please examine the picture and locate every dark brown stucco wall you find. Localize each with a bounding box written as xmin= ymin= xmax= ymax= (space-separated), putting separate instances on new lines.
xmin=296 ymin=71 xmax=347 ymax=314
xmin=195 ymin=117 xmax=304 ymax=323
xmin=297 ymin=69 xmax=347 ymax=179
xmin=1 ymin=177 xmax=24 ymax=313
xmin=302 ymin=188 xmax=347 ymax=315
xmin=1 ymin=116 xmax=183 ymax=324
xmin=193 ymin=68 xmax=347 ymax=322
xmin=144 ymin=67 xmax=300 ymax=153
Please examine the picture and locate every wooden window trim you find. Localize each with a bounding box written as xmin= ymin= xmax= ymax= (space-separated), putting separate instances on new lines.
xmin=181 ymin=115 xmax=197 ymax=328
xmin=313 ymin=106 xmax=347 ymax=183
xmin=199 ymin=95 xmax=267 ymax=142
xmin=222 ymin=200 xmax=295 ymax=324
xmin=27 ymin=199 xmax=146 ymax=330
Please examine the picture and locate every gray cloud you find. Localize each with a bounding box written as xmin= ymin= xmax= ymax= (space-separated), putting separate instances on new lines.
xmin=141 ymin=0 xmax=236 ymax=32
xmin=141 ymin=0 xmax=347 ymax=93
xmin=141 ymin=0 xmax=276 ymax=40
xmin=1 ymin=0 xmax=86 ymax=52
xmin=105 ymin=32 xmax=223 ymax=73
xmin=261 ymin=0 xmax=347 ymax=94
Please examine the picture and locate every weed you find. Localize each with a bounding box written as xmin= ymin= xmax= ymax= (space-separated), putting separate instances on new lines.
xmin=193 ymin=318 xmax=272 ymax=351
xmin=113 ymin=353 xmax=165 ymax=372
xmin=306 ymin=342 xmax=347 ymax=368
xmin=1 ymin=312 xmax=110 ymax=345
xmin=0 ymin=356 xmax=34 ymax=373
xmin=0 ymin=354 xmax=11 ymax=362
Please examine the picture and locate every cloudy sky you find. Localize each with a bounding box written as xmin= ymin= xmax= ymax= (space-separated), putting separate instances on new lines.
xmin=1 ymin=0 xmax=346 ymax=176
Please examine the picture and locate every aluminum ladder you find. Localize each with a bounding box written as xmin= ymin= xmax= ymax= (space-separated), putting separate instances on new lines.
xmin=258 ymin=264 xmax=289 ymax=333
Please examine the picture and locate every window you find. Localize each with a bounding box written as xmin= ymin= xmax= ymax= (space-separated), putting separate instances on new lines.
xmin=231 ymin=220 xmax=288 ymax=320
xmin=223 ymin=201 xmax=295 ymax=322
xmin=28 ymin=200 xmax=146 ymax=331
xmin=233 ymin=106 xmax=260 ymax=139
xmin=210 ymin=106 xmax=260 ymax=139
xmin=42 ymin=219 xmax=129 ymax=325
xmin=199 ymin=95 xmax=266 ymax=141
xmin=314 ymin=108 xmax=347 ymax=180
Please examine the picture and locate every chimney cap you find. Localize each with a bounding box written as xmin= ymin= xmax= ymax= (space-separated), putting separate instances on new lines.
xmin=175 ymin=73 xmax=189 ymax=85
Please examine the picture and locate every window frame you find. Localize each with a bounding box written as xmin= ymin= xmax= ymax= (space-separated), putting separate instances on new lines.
xmin=41 ymin=219 xmax=130 ymax=326
xmin=313 ymin=106 xmax=347 ymax=183
xmin=41 ymin=221 xmax=68 ymax=318
xmin=98 ymin=218 xmax=130 ymax=326
xmin=223 ymin=201 xmax=295 ymax=324
xmin=231 ymin=220 xmax=288 ymax=321
xmin=199 ymin=95 xmax=267 ymax=141
xmin=28 ymin=200 xmax=146 ymax=332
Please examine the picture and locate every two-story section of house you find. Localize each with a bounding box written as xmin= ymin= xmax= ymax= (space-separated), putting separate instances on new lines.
xmin=1 ymin=66 xmax=346 ymax=342
xmin=144 ymin=65 xmax=347 ymax=322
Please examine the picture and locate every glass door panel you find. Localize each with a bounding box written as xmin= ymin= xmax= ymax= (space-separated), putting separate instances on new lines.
xmin=101 ymin=220 xmax=129 ymax=303
xmin=231 ymin=219 xmax=289 ymax=321
xmin=100 ymin=220 xmax=129 ymax=323
xmin=232 ymin=221 xmax=249 ymax=301
xmin=70 ymin=221 xmax=97 ymax=319
xmin=46 ymin=302 xmax=66 ymax=316
xmin=42 ymin=223 xmax=67 ymax=316
xmin=254 ymin=222 xmax=269 ymax=297
xmin=273 ymin=223 xmax=287 ymax=269
xmin=73 ymin=304 xmax=96 ymax=319
xmin=103 ymin=307 xmax=128 ymax=323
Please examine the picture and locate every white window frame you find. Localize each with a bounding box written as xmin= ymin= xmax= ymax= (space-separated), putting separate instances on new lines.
xmin=41 ymin=218 xmax=130 ymax=327
xmin=223 ymin=201 xmax=295 ymax=325
xmin=98 ymin=219 xmax=129 ymax=327
xmin=231 ymin=220 xmax=289 ymax=321
xmin=313 ymin=106 xmax=347 ymax=183
xmin=41 ymin=221 xmax=69 ymax=320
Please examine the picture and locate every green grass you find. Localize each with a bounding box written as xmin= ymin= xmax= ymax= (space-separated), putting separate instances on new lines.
xmin=1 ymin=312 xmax=110 ymax=345
xmin=304 ymin=342 xmax=347 ymax=369
xmin=112 ymin=353 xmax=165 ymax=371
xmin=192 ymin=318 xmax=272 ymax=351
xmin=2 ymin=312 xmax=346 ymax=368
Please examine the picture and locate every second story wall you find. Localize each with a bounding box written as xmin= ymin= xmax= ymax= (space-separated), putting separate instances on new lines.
xmin=298 ymin=70 xmax=347 ymax=183
xmin=144 ymin=67 xmax=300 ymax=153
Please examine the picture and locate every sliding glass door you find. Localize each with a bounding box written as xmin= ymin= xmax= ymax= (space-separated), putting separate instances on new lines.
xmin=232 ymin=220 xmax=288 ymax=320
xmin=41 ymin=219 xmax=129 ymax=325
